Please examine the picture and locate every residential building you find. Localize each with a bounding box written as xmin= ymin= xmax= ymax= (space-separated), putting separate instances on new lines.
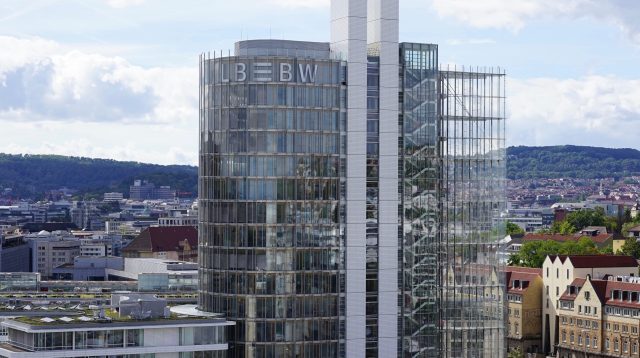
xmin=541 ymin=255 xmax=639 ymax=356
xmin=122 ymin=226 xmax=197 ymax=262
xmin=506 ymin=267 xmax=544 ymax=356
xmin=628 ymin=225 xmax=640 ymax=239
xmin=557 ymin=275 xmax=640 ymax=358
xmin=0 ymin=294 xmax=233 ymax=358
xmin=198 ymin=0 xmax=506 ymax=356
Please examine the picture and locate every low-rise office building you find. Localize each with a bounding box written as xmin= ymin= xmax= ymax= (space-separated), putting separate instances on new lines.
xmin=27 ymin=232 xmax=81 ymax=279
xmin=0 ymin=294 xmax=233 ymax=358
xmin=107 ymin=258 xmax=198 ymax=292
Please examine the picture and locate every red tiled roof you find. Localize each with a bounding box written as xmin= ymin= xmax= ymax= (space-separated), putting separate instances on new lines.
xmin=548 ymin=255 xmax=638 ymax=268
xmin=559 ymin=278 xmax=586 ymax=301
xmin=560 ymin=278 xmax=640 ymax=308
xmin=123 ymin=226 xmax=197 ymax=253
xmin=506 ymin=266 xmax=542 ymax=275
xmin=506 ymin=268 xmax=541 ymax=295
xmin=524 ymin=234 xmax=576 ymax=242
xmin=567 ymin=255 xmax=638 ymax=268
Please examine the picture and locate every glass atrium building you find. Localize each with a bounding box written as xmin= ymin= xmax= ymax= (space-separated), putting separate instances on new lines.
xmin=198 ymin=1 xmax=506 ymax=357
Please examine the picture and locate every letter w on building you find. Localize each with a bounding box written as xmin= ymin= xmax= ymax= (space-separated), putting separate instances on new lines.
xmin=298 ymin=64 xmax=318 ymax=83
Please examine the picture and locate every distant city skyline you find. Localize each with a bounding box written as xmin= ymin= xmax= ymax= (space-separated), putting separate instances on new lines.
xmin=0 ymin=0 xmax=639 ymax=165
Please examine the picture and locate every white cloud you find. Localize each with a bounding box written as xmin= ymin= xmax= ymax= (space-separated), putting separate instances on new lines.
xmin=0 ymin=36 xmax=196 ymax=125
xmin=267 ymin=0 xmax=329 ymax=8
xmin=509 ymin=76 xmax=640 ymax=148
xmin=431 ymin=0 xmax=640 ymax=43
xmin=104 ymin=0 xmax=145 ymax=8
xmin=0 ymin=121 xmax=198 ymax=165
xmin=447 ymin=38 xmax=496 ymax=46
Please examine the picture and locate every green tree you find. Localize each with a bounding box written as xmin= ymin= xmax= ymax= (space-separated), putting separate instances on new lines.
xmin=507 ymin=253 xmax=522 ymax=266
xmin=507 ymin=346 xmax=524 ymax=358
xmin=515 ymin=237 xmax=601 ymax=268
xmin=619 ymin=238 xmax=640 ymax=259
xmin=506 ymin=222 xmax=525 ymax=236
xmin=549 ymin=220 xmax=577 ymax=234
xmin=600 ymin=246 xmax=614 ymax=254
xmin=565 ymin=208 xmax=606 ymax=230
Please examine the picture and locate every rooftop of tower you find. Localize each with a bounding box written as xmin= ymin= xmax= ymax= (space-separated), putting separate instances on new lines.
xmin=234 ymin=39 xmax=331 ymax=59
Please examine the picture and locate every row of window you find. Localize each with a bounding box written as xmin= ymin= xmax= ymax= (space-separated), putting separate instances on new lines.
xmin=199 ymin=224 xmax=342 ymax=249
xmin=209 ymin=131 xmax=341 ymax=154
xmin=203 ymin=84 xmax=343 ymax=109
xmin=202 ymin=155 xmax=341 ymax=179
xmin=200 ymin=201 xmax=340 ymax=225
xmin=201 ymin=178 xmax=341 ymax=202
xmin=202 ymin=108 xmax=342 ymax=132
xmin=201 ymin=249 xmax=342 ymax=272
xmin=198 ymin=294 xmax=342 ymax=326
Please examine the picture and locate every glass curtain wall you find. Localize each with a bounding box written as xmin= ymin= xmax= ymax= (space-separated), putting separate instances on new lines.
xmin=399 ymin=43 xmax=440 ymax=358
xmin=438 ymin=68 xmax=506 ymax=358
xmin=399 ymin=43 xmax=506 ymax=358
xmin=199 ymin=54 xmax=347 ymax=358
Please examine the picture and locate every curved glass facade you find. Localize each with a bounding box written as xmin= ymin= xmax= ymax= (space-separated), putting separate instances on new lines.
xmin=198 ymin=54 xmax=347 ymax=358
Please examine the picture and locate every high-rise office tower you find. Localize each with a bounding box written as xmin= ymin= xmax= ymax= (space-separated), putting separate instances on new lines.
xmin=198 ymin=1 xmax=506 ymax=357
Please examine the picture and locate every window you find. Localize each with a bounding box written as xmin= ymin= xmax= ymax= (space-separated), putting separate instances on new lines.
xmin=586 ymin=335 xmax=590 ymax=347
xmin=562 ymin=331 xmax=567 ymax=343
xmin=515 ymin=323 xmax=519 ymax=335
xmin=567 ymin=269 xmax=569 ymax=279
xmin=546 ymin=285 xmax=549 ymax=295
xmin=624 ymin=339 xmax=629 ymax=353
xmin=614 ymin=339 xmax=619 ymax=352
xmin=593 ymin=337 xmax=598 ymax=348
xmin=634 ymin=342 xmax=638 ymax=353
xmin=547 ymin=267 xmax=549 ymax=277
xmin=557 ymin=268 xmax=559 ymax=278
xmin=556 ymin=286 xmax=559 ymax=296
xmin=585 ymin=291 xmax=590 ymax=301
xmin=594 ymin=307 xmax=597 ymax=315
xmin=606 ymin=338 xmax=610 ymax=350
xmin=570 ymin=332 xmax=574 ymax=344
xmin=578 ymin=334 xmax=582 ymax=346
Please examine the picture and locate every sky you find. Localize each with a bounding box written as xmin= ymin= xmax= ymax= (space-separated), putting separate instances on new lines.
xmin=0 ymin=0 xmax=639 ymax=165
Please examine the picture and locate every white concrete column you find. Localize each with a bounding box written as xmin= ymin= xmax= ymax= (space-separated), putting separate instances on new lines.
xmin=368 ymin=1 xmax=400 ymax=357
xmin=331 ymin=1 xmax=368 ymax=357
